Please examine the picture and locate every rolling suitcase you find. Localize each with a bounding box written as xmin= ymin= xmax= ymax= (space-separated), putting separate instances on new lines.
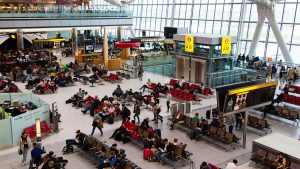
xmin=143 ymin=148 xmax=151 ymax=160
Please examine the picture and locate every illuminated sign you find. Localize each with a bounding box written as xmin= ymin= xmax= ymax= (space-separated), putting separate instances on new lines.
xmin=223 ymin=82 xmax=277 ymax=113
xmin=221 ymin=36 xmax=231 ymax=55
xmin=185 ymin=35 xmax=194 ymax=53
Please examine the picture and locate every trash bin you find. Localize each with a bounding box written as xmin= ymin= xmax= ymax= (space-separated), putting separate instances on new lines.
xmin=186 ymin=101 xmax=192 ymax=114
xmin=179 ymin=103 xmax=186 ymax=114
xmin=171 ymin=103 xmax=179 ymax=114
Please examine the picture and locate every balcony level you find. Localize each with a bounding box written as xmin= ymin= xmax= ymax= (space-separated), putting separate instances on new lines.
xmin=0 ymin=10 xmax=133 ymax=29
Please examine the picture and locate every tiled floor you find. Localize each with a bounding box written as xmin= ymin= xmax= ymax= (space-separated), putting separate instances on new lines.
xmin=0 ymin=52 xmax=299 ymax=169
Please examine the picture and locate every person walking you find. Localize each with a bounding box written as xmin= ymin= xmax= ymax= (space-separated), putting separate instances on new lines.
xmin=166 ymin=91 xmax=171 ymax=113
xmin=154 ymin=99 xmax=163 ymax=124
xmin=133 ymin=101 xmax=141 ymax=124
xmin=225 ymin=114 xmax=235 ymax=133
xmin=19 ymin=132 xmax=33 ymax=166
xmin=91 ymin=112 xmax=103 ymax=136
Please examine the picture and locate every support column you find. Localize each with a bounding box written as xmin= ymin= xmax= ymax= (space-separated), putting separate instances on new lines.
xmin=17 ymin=30 xmax=24 ymax=50
xmin=72 ymin=28 xmax=78 ymax=56
xmin=103 ymin=27 xmax=109 ymax=69
xmin=128 ymin=26 xmax=136 ymax=38
xmin=266 ymin=8 xmax=293 ymax=64
xmin=243 ymin=111 xmax=248 ymax=148
xmin=248 ymin=6 xmax=265 ymax=57
xmin=117 ymin=27 xmax=122 ymax=41
xmin=121 ymin=48 xmax=130 ymax=60
xmin=236 ymin=0 xmax=247 ymax=56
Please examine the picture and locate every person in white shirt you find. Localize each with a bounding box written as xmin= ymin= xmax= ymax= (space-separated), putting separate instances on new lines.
xmin=225 ymin=159 xmax=238 ymax=169
xmin=177 ymin=76 xmax=185 ymax=90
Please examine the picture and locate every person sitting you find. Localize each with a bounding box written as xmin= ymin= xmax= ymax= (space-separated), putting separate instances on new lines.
xmin=31 ymin=142 xmax=45 ymax=167
xmin=35 ymin=79 xmax=46 ymax=93
xmin=81 ymin=95 xmax=100 ymax=114
xmin=200 ymin=161 xmax=211 ymax=169
xmin=65 ymin=130 xmax=86 ymax=149
xmin=140 ymin=118 xmax=150 ymax=130
xmin=155 ymin=138 xmax=169 ymax=162
xmin=192 ymin=113 xmax=200 ymax=122
xmin=140 ymin=79 xmax=153 ymax=92
xmin=114 ymin=154 xmax=126 ymax=169
xmin=97 ymin=151 xmax=117 ymax=169
xmin=225 ymin=159 xmax=238 ymax=169
xmin=47 ymin=151 xmax=68 ymax=169
xmin=77 ymin=91 xmax=88 ymax=108
xmin=271 ymin=153 xmax=286 ymax=169
xmin=110 ymin=143 xmax=119 ymax=154
xmin=174 ymin=76 xmax=185 ymax=90
xmin=112 ymin=85 xmax=123 ymax=98
xmin=109 ymin=118 xmax=136 ymax=144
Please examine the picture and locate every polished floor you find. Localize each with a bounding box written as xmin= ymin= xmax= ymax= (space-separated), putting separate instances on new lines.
xmin=0 ymin=53 xmax=299 ymax=169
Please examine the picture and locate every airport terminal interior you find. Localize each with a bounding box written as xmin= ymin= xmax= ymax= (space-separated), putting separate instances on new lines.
xmin=1 ymin=0 xmax=300 ymax=169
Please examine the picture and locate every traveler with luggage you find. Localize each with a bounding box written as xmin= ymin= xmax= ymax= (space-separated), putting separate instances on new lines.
xmin=19 ymin=132 xmax=33 ymax=166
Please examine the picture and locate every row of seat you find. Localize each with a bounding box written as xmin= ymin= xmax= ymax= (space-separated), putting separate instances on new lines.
xmin=79 ymin=134 xmax=141 ymax=169
xmin=247 ymin=115 xmax=272 ymax=136
xmin=169 ymin=79 xmax=214 ymax=96
xmin=23 ymin=120 xmax=52 ymax=139
xmin=112 ymin=126 xmax=193 ymax=168
xmin=169 ymin=112 xmax=240 ymax=152
xmin=283 ymin=93 xmax=300 ymax=106
xmin=288 ymin=85 xmax=300 ymax=95
xmin=105 ymin=73 xmax=123 ymax=83
xmin=250 ymin=148 xmax=300 ymax=169
xmin=273 ymin=106 xmax=300 ymax=125
xmin=170 ymin=88 xmax=199 ymax=102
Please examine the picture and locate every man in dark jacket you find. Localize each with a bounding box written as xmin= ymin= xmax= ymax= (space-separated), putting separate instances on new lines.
xmin=81 ymin=95 xmax=100 ymax=114
xmin=121 ymin=104 xmax=131 ymax=123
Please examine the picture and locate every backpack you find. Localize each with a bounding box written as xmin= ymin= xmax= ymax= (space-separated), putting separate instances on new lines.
xmin=107 ymin=116 xmax=114 ymax=124
xmin=187 ymin=129 xmax=196 ymax=140
xmin=62 ymin=145 xmax=73 ymax=154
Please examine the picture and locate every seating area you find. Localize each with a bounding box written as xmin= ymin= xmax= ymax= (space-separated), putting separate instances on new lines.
xmin=247 ymin=115 xmax=272 ymax=136
xmin=111 ymin=124 xmax=193 ymax=168
xmin=105 ymin=73 xmax=123 ymax=83
xmin=287 ymin=84 xmax=300 ymax=95
xmin=261 ymin=105 xmax=300 ymax=126
xmin=0 ymin=79 xmax=19 ymax=93
xmin=283 ymin=93 xmax=300 ymax=106
xmin=23 ymin=120 xmax=52 ymax=139
xmin=249 ymin=148 xmax=300 ymax=169
xmin=76 ymin=133 xmax=142 ymax=169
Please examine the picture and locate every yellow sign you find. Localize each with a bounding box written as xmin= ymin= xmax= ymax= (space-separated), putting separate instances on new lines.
xmin=228 ymin=82 xmax=278 ymax=95
xmin=221 ymin=36 xmax=231 ymax=55
xmin=185 ymin=35 xmax=194 ymax=53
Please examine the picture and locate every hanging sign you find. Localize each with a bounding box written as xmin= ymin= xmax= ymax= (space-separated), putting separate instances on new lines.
xmin=221 ymin=36 xmax=231 ymax=55
xmin=185 ymin=35 xmax=194 ymax=53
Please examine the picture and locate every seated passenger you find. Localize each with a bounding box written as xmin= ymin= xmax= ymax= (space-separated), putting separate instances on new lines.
xmin=97 ymin=151 xmax=117 ymax=169
xmin=112 ymin=85 xmax=123 ymax=97
xmin=140 ymin=79 xmax=152 ymax=92
xmin=65 ymin=130 xmax=86 ymax=149
xmin=271 ymin=153 xmax=286 ymax=169
xmin=81 ymin=95 xmax=100 ymax=114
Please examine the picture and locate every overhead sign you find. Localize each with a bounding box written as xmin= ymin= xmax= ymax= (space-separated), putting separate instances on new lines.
xmin=222 ymin=81 xmax=277 ymax=113
xmin=185 ymin=35 xmax=194 ymax=53
xmin=221 ymin=36 xmax=231 ymax=55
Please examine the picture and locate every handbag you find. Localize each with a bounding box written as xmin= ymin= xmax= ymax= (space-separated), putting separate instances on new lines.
xmin=18 ymin=148 xmax=23 ymax=155
xmin=96 ymin=119 xmax=103 ymax=128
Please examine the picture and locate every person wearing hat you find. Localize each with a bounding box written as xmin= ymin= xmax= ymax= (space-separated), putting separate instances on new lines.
xmin=65 ymin=130 xmax=86 ymax=149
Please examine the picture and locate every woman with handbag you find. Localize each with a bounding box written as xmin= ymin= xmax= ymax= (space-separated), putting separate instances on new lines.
xmin=154 ymin=99 xmax=163 ymax=124
xmin=91 ymin=112 xmax=103 ymax=136
xmin=19 ymin=132 xmax=33 ymax=166
xmin=133 ymin=101 xmax=141 ymax=124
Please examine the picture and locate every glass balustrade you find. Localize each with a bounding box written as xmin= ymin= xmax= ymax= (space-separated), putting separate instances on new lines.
xmin=0 ymin=10 xmax=132 ymax=18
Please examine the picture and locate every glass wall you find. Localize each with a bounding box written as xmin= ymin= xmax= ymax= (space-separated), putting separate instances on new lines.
xmin=127 ymin=0 xmax=300 ymax=64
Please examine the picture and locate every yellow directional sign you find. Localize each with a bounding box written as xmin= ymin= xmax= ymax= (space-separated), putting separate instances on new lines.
xmin=185 ymin=35 xmax=194 ymax=53
xmin=221 ymin=36 xmax=231 ymax=55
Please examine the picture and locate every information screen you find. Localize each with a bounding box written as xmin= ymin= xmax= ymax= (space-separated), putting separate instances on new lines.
xmin=222 ymin=82 xmax=277 ymax=113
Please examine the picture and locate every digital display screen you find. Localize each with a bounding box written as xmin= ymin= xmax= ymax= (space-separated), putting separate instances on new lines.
xmin=222 ymin=82 xmax=277 ymax=113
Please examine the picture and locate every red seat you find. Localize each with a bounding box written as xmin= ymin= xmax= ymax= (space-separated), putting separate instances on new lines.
xmin=288 ymin=95 xmax=296 ymax=104
xmin=40 ymin=121 xmax=51 ymax=134
xmin=295 ymin=86 xmax=300 ymax=94
xmin=208 ymin=163 xmax=219 ymax=169
xmin=283 ymin=94 xmax=289 ymax=102
xmin=294 ymin=97 xmax=300 ymax=106
xmin=182 ymin=82 xmax=189 ymax=90
xmin=169 ymin=79 xmax=178 ymax=86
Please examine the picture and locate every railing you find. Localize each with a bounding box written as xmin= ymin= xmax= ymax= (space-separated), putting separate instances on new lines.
xmin=0 ymin=10 xmax=132 ymax=18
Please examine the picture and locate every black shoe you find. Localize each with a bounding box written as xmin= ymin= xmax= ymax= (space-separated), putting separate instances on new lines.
xmin=100 ymin=134 xmax=103 ymax=136
xmin=81 ymin=110 xmax=86 ymax=114
xmin=109 ymin=136 xmax=113 ymax=139
xmin=151 ymin=119 xmax=156 ymax=121
xmin=169 ymin=128 xmax=174 ymax=130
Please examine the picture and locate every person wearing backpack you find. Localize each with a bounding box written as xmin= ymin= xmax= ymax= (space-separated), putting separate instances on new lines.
xmin=133 ymin=101 xmax=141 ymax=124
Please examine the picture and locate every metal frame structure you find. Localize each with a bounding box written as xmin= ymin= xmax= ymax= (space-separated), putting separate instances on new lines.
xmin=117 ymin=0 xmax=300 ymax=64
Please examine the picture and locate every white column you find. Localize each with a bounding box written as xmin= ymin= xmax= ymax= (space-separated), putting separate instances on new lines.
xmin=235 ymin=0 xmax=247 ymax=56
xmin=128 ymin=26 xmax=136 ymax=38
xmin=72 ymin=28 xmax=78 ymax=56
xmin=266 ymin=8 xmax=293 ymax=64
xmin=248 ymin=5 xmax=265 ymax=57
xmin=170 ymin=0 xmax=176 ymax=27
xmin=103 ymin=27 xmax=109 ymax=69
xmin=17 ymin=30 xmax=24 ymax=50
